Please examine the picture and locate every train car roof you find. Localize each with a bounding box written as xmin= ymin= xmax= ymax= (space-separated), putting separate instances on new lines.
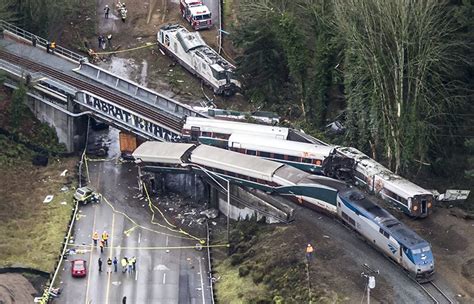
xmin=190 ymin=145 xmax=284 ymax=182
xmin=339 ymin=189 xmax=428 ymax=248
xmin=184 ymin=117 xmax=289 ymax=138
xmin=176 ymin=28 xmax=206 ymax=52
xmin=228 ymin=133 xmax=334 ymax=158
xmin=338 ymin=147 xmax=432 ymax=198
xmin=132 ymin=141 xmax=195 ymax=164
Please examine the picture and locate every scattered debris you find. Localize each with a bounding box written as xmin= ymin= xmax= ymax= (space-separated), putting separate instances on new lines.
xmin=60 ymin=201 xmax=67 ymax=205
xmin=437 ymin=190 xmax=470 ymax=202
xmin=323 ymin=235 xmax=330 ymax=239
xmin=60 ymin=169 xmax=68 ymax=176
xmin=200 ymin=208 xmax=218 ymax=219
xmin=43 ymin=195 xmax=54 ymax=204
xmin=60 ymin=186 xmax=69 ymax=192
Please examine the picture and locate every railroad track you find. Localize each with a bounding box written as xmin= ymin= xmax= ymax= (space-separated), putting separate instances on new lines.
xmin=0 ymin=50 xmax=184 ymax=133
xmin=418 ymin=280 xmax=454 ymax=304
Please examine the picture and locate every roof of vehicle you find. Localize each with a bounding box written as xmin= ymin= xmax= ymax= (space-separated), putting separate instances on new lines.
xmin=190 ymin=145 xmax=284 ymax=182
xmin=132 ymin=142 xmax=195 ymax=164
xmin=188 ymin=4 xmax=210 ymax=15
xmin=339 ymin=189 xmax=428 ymax=248
xmin=228 ymin=133 xmax=334 ymax=159
xmin=181 ymin=0 xmax=202 ymax=6
xmin=184 ymin=117 xmax=289 ymax=139
xmin=176 ymin=27 xmax=207 ymax=52
xmin=337 ymin=147 xmax=432 ymax=198
xmin=76 ymin=186 xmax=94 ymax=193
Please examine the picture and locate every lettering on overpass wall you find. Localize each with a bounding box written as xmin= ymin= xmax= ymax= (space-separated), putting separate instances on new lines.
xmin=76 ymin=91 xmax=180 ymax=141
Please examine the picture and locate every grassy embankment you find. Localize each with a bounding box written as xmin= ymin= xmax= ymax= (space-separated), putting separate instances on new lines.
xmin=0 ymin=89 xmax=78 ymax=272
xmin=213 ymin=220 xmax=344 ymax=303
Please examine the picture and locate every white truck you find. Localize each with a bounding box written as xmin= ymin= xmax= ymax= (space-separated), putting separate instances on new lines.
xmin=179 ymin=0 xmax=212 ymax=30
xmin=157 ymin=24 xmax=240 ymax=96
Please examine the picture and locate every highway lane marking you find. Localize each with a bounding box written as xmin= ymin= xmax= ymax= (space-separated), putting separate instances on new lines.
xmin=105 ymin=213 xmax=116 ymax=304
xmin=135 ymin=269 xmax=138 ymax=281
xmin=138 ymin=232 xmax=141 ymax=244
xmin=84 ymin=205 xmax=98 ymax=304
xmin=198 ymin=257 xmax=206 ymax=303
xmin=162 ymin=273 xmax=166 ymax=284
xmin=166 ymin=236 xmax=169 ymax=246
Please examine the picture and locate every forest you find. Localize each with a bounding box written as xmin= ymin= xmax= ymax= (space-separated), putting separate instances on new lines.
xmin=231 ymin=0 xmax=473 ymax=191
xmin=0 ymin=0 xmax=472 ymax=190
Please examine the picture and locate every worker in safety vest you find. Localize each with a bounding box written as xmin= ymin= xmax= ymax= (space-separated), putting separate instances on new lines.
xmin=102 ymin=231 xmax=109 ymax=247
xmin=92 ymin=231 xmax=99 ymax=246
xmin=50 ymin=41 xmax=56 ymax=54
xmin=306 ymin=243 xmax=314 ymax=262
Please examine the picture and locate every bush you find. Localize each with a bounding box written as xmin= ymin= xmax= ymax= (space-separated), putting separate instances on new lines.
xmin=238 ymin=265 xmax=250 ymax=277
xmin=252 ymin=269 xmax=264 ymax=284
xmin=230 ymin=253 xmax=244 ymax=266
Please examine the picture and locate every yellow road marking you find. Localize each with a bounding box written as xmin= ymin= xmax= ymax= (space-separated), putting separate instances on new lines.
xmin=105 ymin=213 xmax=115 ymax=304
xmin=84 ymin=205 xmax=97 ymax=304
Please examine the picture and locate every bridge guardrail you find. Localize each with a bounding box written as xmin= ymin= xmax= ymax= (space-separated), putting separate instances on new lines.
xmin=0 ymin=20 xmax=86 ymax=63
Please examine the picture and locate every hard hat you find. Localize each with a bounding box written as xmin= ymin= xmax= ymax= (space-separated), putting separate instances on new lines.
xmin=307 ymin=244 xmax=311 ymax=247
xmin=106 ymin=4 xmax=109 ymax=7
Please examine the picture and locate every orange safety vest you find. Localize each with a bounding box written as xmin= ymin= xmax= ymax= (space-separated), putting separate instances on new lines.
xmin=92 ymin=232 xmax=99 ymax=240
xmin=306 ymin=245 xmax=314 ymax=254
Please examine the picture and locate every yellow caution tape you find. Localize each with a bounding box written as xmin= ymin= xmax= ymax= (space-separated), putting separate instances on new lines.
xmin=94 ymin=42 xmax=155 ymax=55
xmin=142 ymin=181 xmax=206 ymax=244
xmin=65 ymin=242 xmax=229 ymax=250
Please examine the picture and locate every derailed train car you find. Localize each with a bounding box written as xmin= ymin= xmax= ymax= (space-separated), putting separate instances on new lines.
xmin=157 ymin=24 xmax=240 ymax=96
xmin=181 ymin=117 xmax=435 ymax=218
xmin=133 ymin=142 xmax=435 ymax=281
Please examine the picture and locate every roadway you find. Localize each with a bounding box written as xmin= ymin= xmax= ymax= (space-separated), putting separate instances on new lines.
xmin=56 ymin=128 xmax=212 ymax=304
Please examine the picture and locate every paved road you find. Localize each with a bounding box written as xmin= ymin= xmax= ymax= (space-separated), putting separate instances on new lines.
xmin=57 ymin=128 xmax=212 ymax=304
xmin=201 ymin=0 xmax=220 ymax=30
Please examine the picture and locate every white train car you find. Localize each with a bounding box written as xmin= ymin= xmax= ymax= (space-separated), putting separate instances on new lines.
xmin=336 ymin=147 xmax=434 ymax=217
xmin=182 ymin=117 xmax=289 ymax=147
xmin=157 ymin=24 xmax=240 ymax=96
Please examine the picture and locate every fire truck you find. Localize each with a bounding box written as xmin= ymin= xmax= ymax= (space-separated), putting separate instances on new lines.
xmin=180 ymin=0 xmax=212 ymax=30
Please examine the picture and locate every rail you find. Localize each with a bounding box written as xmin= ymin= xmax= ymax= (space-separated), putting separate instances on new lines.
xmin=0 ymin=50 xmax=184 ymax=133
xmin=0 ymin=20 xmax=86 ymax=63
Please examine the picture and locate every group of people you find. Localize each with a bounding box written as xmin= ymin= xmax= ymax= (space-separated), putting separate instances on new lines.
xmin=97 ymin=34 xmax=112 ymax=50
xmin=92 ymin=230 xmax=109 ymax=253
xmin=31 ymin=35 xmax=57 ymax=54
xmin=120 ymin=256 xmax=137 ymax=274
xmin=98 ymin=256 xmax=137 ymax=274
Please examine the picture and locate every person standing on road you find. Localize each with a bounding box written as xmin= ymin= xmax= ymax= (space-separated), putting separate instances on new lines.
xmin=99 ymin=239 xmax=104 ymax=253
xmin=306 ymin=243 xmax=314 ymax=262
xmin=127 ymin=258 xmax=133 ymax=274
xmin=46 ymin=41 xmax=50 ymax=53
xmin=107 ymin=257 xmax=112 ymax=273
xmin=113 ymin=257 xmax=118 ymax=272
xmin=31 ymin=35 xmax=37 ymax=47
xmin=92 ymin=231 xmax=99 ymax=247
xmin=98 ymin=36 xmax=102 ymax=49
xmin=121 ymin=257 xmax=128 ymax=273
xmin=98 ymin=258 xmax=103 ymax=272
xmin=107 ymin=34 xmax=113 ymax=49
xmin=122 ymin=296 xmax=127 ymax=304
xmin=104 ymin=5 xmax=110 ymax=19
xmin=102 ymin=231 xmax=109 ymax=247
xmin=131 ymin=256 xmax=136 ymax=271
xmin=50 ymin=41 xmax=56 ymax=54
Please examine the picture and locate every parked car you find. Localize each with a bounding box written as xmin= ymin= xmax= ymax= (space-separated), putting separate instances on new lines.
xmin=73 ymin=187 xmax=100 ymax=204
xmin=71 ymin=259 xmax=87 ymax=278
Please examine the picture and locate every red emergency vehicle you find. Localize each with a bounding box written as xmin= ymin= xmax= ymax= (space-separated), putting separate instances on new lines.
xmin=180 ymin=0 xmax=212 ymax=30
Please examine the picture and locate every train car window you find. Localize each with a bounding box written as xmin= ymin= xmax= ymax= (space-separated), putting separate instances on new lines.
xmin=303 ymin=158 xmax=312 ymax=164
xmin=274 ymin=153 xmax=285 ymax=160
xmin=202 ymin=132 xmax=211 ymax=137
xmin=247 ymin=150 xmax=257 ymax=156
xmin=260 ymin=152 xmax=270 ymax=158
xmin=312 ymin=159 xmax=322 ymax=165
xmin=287 ymin=155 xmax=298 ymax=162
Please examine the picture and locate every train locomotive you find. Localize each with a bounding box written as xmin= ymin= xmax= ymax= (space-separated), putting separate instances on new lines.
xmin=157 ymin=25 xmax=240 ymax=96
xmin=133 ymin=142 xmax=435 ymax=281
xmin=181 ymin=117 xmax=435 ymax=218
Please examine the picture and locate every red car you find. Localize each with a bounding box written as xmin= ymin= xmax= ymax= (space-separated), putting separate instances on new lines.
xmin=71 ymin=259 xmax=87 ymax=278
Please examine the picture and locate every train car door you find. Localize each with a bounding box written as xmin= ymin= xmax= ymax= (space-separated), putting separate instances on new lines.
xmin=421 ymin=198 xmax=427 ymax=215
xmin=191 ymin=126 xmax=200 ymax=141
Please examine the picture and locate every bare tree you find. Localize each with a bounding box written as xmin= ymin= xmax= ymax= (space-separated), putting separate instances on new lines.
xmin=334 ymin=0 xmax=464 ymax=173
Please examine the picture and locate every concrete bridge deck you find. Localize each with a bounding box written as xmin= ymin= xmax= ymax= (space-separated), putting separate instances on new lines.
xmin=0 ymin=25 xmax=203 ymax=140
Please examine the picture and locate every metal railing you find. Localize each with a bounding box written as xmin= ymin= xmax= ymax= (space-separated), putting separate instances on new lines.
xmin=0 ymin=20 xmax=86 ymax=63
